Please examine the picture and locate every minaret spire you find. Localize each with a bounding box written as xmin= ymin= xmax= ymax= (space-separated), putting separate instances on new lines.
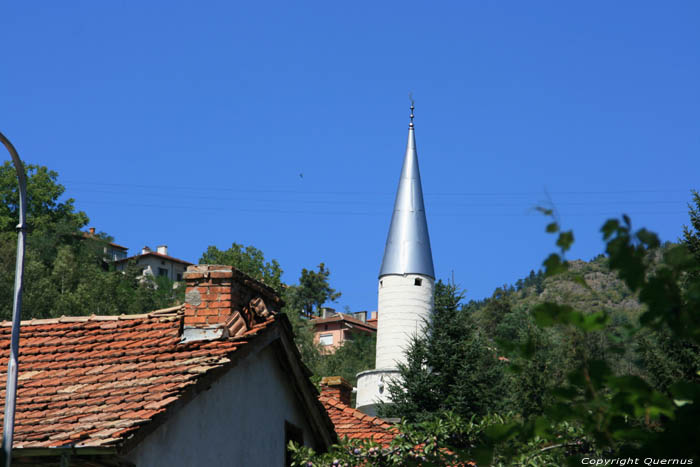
xmin=355 ymin=103 xmax=437 ymax=416
xmin=378 ymin=102 xmax=435 ymax=279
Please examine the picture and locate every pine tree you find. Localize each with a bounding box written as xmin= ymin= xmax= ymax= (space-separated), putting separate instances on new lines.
xmin=380 ymin=280 xmax=505 ymax=422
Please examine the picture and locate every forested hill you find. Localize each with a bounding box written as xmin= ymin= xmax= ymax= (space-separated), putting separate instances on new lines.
xmin=466 ymin=251 xmax=655 ymax=319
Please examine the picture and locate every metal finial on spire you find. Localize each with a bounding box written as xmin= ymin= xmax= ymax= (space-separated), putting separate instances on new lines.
xmin=379 ymin=104 xmax=435 ymax=279
xmin=409 ymin=95 xmax=415 ymax=128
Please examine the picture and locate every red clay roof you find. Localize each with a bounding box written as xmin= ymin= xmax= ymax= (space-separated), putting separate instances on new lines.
xmin=0 ymin=307 xmax=275 ymax=449
xmin=319 ymin=395 xmax=396 ymax=446
xmin=81 ymin=232 xmax=128 ymax=251
xmin=114 ymin=251 xmax=193 ymax=266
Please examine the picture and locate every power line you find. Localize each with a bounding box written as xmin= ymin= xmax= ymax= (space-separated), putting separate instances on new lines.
xmin=63 ymin=179 xmax=692 ymax=197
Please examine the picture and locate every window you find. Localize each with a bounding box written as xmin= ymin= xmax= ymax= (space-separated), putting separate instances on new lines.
xmin=176 ymin=273 xmax=182 ymax=281
xmin=319 ymin=334 xmax=333 ymax=346
xmin=158 ymin=268 xmax=168 ymax=277
xmin=414 ymin=278 xmax=422 ymax=286
xmin=380 ymin=280 xmax=383 ymax=287
xmin=285 ymin=421 xmax=304 ymax=467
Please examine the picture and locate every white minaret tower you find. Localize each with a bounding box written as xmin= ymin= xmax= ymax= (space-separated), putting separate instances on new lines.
xmin=356 ymin=103 xmax=435 ymax=416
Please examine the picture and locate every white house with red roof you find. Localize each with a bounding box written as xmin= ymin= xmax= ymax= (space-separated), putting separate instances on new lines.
xmin=0 ymin=264 xmax=336 ymax=466
xmin=114 ymin=245 xmax=192 ymax=282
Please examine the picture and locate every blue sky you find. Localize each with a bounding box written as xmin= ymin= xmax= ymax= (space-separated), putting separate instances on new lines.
xmin=2 ymin=2 xmax=699 ymax=313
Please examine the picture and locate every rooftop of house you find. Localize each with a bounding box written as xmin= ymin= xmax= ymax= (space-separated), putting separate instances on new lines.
xmin=311 ymin=313 xmax=377 ymax=333
xmin=113 ymin=250 xmax=193 ymax=266
xmin=0 ymin=306 xmax=278 ymax=451
xmin=81 ymin=230 xmax=128 ymax=251
xmin=0 ymin=264 xmax=334 ymax=459
xmin=318 ymin=377 xmax=395 ymax=446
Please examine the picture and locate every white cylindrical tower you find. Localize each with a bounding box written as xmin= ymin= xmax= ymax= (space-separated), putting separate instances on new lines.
xmin=375 ymin=273 xmax=434 ymax=369
xmin=356 ymin=104 xmax=435 ymax=416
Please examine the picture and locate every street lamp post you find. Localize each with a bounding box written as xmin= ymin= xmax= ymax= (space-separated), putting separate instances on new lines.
xmin=0 ymin=132 xmax=27 ymax=467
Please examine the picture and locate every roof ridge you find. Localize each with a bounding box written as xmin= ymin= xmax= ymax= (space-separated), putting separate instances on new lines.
xmin=311 ymin=314 xmax=376 ymax=330
xmin=0 ymin=306 xmax=183 ymax=327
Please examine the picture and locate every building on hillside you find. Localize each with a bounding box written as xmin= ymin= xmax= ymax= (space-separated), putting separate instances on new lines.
xmin=83 ymin=227 xmax=129 ymax=262
xmin=114 ymin=245 xmax=192 ymax=282
xmin=0 ymin=264 xmax=336 ymax=466
xmin=355 ymin=104 xmax=436 ymax=416
xmin=311 ymin=310 xmax=377 ymax=353
xmin=366 ymin=310 xmax=377 ymax=328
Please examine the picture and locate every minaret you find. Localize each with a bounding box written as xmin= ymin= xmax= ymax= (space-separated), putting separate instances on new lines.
xmin=356 ymin=103 xmax=435 ymax=416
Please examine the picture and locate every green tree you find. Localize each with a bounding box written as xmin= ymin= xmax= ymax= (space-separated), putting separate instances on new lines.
xmin=285 ymin=263 xmax=341 ymax=318
xmin=199 ymin=242 xmax=283 ymax=292
xmin=381 ymin=281 xmax=505 ymax=422
xmin=0 ymin=162 xmax=88 ymax=234
xmin=682 ymin=189 xmax=700 ymax=266
xmin=313 ymin=333 xmax=376 ymax=387
xmin=0 ymin=162 xmax=183 ymax=319
xmin=479 ymin=212 xmax=700 ymax=464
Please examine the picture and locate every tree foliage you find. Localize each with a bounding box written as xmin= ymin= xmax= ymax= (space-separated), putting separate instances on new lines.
xmin=199 ymin=242 xmax=283 ymax=292
xmin=286 ymin=263 xmax=341 ymax=317
xmin=381 ymin=281 xmax=505 ymax=422
xmin=291 ymin=192 xmax=700 ymax=466
xmin=481 ymin=210 xmax=700 ymax=465
xmin=0 ymin=162 xmax=181 ymax=319
xmin=0 ymin=162 xmax=88 ymax=234
xmin=682 ymin=189 xmax=700 ymax=267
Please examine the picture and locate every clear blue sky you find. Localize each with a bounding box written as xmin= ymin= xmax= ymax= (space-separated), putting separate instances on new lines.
xmin=2 ymin=2 xmax=699 ymax=313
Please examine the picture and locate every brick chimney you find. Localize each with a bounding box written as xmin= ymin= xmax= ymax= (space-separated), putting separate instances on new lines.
xmin=320 ymin=376 xmax=353 ymax=406
xmin=182 ymin=265 xmax=283 ymax=341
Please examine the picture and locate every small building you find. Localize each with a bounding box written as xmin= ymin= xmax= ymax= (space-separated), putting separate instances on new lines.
xmin=0 ymin=264 xmax=336 ymax=466
xmin=83 ymin=227 xmax=129 ymax=262
xmin=114 ymin=245 xmax=192 ymax=282
xmin=311 ymin=311 xmax=377 ymax=353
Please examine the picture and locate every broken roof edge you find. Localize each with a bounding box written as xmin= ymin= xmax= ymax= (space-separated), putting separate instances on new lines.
xmin=0 ymin=304 xmax=184 ymax=327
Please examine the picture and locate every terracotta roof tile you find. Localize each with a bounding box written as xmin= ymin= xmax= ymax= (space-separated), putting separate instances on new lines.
xmin=318 ymin=396 xmax=397 ymax=447
xmin=0 ymin=308 xmax=277 ymax=449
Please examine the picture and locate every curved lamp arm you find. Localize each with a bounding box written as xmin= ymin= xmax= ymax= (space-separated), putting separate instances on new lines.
xmin=0 ymin=132 xmax=27 ymax=467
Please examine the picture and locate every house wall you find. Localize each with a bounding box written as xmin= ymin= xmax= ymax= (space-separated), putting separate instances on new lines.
xmin=313 ymin=321 xmax=344 ymax=352
xmin=124 ymin=345 xmax=318 ymax=466
xmin=313 ymin=321 xmax=375 ymax=354
xmin=133 ymin=256 xmax=188 ymax=281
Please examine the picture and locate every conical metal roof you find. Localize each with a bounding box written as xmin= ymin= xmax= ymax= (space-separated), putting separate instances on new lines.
xmin=379 ymin=113 xmax=435 ymax=279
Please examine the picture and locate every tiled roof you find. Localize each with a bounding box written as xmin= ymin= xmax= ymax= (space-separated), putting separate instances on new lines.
xmin=80 ymin=232 xmax=128 ymax=251
xmin=114 ymin=251 xmax=193 ymax=266
xmin=311 ymin=314 xmax=377 ymax=332
xmin=319 ymin=395 xmax=396 ymax=446
xmin=0 ymin=306 xmax=275 ymax=450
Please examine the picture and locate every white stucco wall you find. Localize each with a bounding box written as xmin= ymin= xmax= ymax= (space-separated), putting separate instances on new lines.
xmin=375 ymin=274 xmax=434 ymax=369
xmin=135 ymin=256 xmax=188 ymax=281
xmin=125 ymin=345 xmax=317 ymax=467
